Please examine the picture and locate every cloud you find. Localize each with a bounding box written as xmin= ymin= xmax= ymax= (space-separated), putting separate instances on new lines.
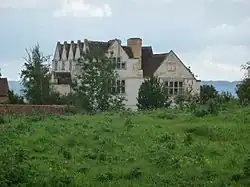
xmin=53 ymin=0 xmax=112 ymax=17
xmin=206 ymin=18 xmax=250 ymax=45
xmin=0 ymin=0 xmax=52 ymax=9
xmin=179 ymin=44 xmax=250 ymax=81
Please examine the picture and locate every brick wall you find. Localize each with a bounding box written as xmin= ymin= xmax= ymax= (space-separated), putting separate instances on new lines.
xmin=0 ymin=104 xmax=69 ymax=115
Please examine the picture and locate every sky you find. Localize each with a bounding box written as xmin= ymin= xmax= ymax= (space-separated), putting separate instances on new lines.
xmin=0 ymin=0 xmax=250 ymax=81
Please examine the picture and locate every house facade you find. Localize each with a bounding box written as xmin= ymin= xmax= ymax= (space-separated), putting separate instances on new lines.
xmin=51 ymin=38 xmax=201 ymax=109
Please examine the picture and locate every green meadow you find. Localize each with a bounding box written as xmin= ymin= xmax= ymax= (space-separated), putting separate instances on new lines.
xmin=1 ymin=105 xmax=250 ymax=186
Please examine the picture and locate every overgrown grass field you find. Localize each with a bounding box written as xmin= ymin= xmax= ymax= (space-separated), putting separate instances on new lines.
xmin=1 ymin=105 xmax=250 ymax=186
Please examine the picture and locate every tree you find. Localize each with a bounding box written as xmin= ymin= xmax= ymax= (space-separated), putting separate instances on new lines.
xmin=137 ymin=76 xmax=169 ymax=110
xmin=200 ymin=84 xmax=218 ymax=103
xmin=8 ymin=90 xmax=25 ymax=104
xmin=235 ymin=61 xmax=250 ymax=105
xmin=72 ymin=48 xmax=125 ymax=113
xmin=20 ymin=43 xmax=52 ymax=104
xmin=236 ymin=78 xmax=250 ymax=105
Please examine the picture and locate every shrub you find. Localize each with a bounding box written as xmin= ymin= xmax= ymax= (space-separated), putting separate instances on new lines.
xmin=243 ymin=154 xmax=250 ymax=177
xmin=193 ymin=98 xmax=219 ymax=117
xmin=218 ymin=91 xmax=234 ymax=103
xmin=0 ymin=116 xmax=5 ymax=124
xmin=200 ymin=84 xmax=218 ymax=104
xmin=137 ymin=76 xmax=170 ymax=110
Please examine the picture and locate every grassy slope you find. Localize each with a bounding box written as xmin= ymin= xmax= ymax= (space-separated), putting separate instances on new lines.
xmin=1 ymin=106 xmax=250 ymax=186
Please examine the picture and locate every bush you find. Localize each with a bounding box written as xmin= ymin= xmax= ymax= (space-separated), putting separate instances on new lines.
xmin=137 ymin=76 xmax=170 ymax=110
xmin=243 ymin=154 xmax=250 ymax=177
xmin=193 ymin=98 xmax=219 ymax=117
xmin=200 ymin=84 xmax=218 ymax=104
xmin=219 ymin=91 xmax=234 ymax=103
xmin=0 ymin=116 xmax=5 ymax=124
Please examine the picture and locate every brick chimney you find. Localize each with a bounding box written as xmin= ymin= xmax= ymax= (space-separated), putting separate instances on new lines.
xmin=127 ymin=38 xmax=142 ymax=69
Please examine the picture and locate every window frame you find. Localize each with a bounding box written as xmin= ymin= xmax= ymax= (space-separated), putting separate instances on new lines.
xmin=164 ymin=80 xmax=184 ymax=96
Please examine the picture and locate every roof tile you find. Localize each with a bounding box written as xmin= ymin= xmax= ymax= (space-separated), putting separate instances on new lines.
xmin=122 ymin=46 xmax=133 ymax=58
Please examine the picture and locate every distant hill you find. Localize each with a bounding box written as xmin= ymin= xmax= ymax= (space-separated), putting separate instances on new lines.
xmin=7 ymin=80 xmax=241 ymax=97
xmin=8 ymin=81 xmax=23 ymax=95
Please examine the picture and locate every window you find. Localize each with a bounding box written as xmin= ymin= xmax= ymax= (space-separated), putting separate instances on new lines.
xmin=116 ymin=80 xmax=125 ymax=94
xmin=117 ymin=61 xmax=126 ymax=70
xmin=109 ymin=79 xmax=126 ymax=94
xmin=116 ymin=62 xmax=121 ymax=69
xmin=121 ymin=62 xmax=126 ymax=69
xmin=117 ymin=62 xmax=126 ymax=70
xmin=54 ymin=60 xmax=58 ymax=70
xmin=113 ymin=56 xmax=126 ymax=70
xmin=121 ymin=80 xmax=125 ymax=93
xmin=165 ymin=80 xmax=183 ymax=96
xmin=109 ymin=80 xmax=116 ymax=94
xmin=62 ymin=61 xmax=65 ymax=71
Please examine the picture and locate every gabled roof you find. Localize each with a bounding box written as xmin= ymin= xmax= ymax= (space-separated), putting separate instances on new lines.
xmin=65 ymin=43 xmax=70 ymax=59
xmin=168 ymin=50 xmax=200 ymax=81
xmin=122 ymin=46 xmax=134 ymax=58
xmin=0 ymin=78 xmax=9 ymax=97
xmin=57 ymin=43 xmax=63 ymax=60
xmin=87 ymin=40 xmax=111 ymax=52
xmin=142 ymin=46 xmax=168 ymax=77
xmin=55 ymin=39 xmax=134 ymax=60
xmin=141 ymin=47 xmax=200 ymax=81
xmin=72 ymin=43 xmax=77 ymax=59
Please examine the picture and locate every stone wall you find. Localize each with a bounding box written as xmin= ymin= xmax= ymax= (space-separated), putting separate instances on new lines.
xmin=0 ymin=104 xmax=69 ymax=115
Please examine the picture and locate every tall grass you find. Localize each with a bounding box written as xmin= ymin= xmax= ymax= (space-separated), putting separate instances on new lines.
xmin=0 ymin=104 xmax=250 ymax=186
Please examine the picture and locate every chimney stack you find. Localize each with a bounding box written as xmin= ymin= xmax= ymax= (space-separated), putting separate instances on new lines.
xmin=127 ymin=38 xmax=142 ymax=69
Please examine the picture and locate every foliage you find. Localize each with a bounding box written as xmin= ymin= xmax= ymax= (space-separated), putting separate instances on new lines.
xmin=7 ymin=90 xmax=25 ymax=104
xmin=137 ymin=76 xmax=170 ymax=110
xmin=235 ymin=61 xmax=250 ymax=105
xmin=71 ymin=48 xmax=125 ymax=113
xmin=0 ymin=103 xmax=250 ymax=186
xmin=200 ymin=84 xmax=218 ymax=104
xmin=20 ymin=43 xmax=52 ymax=104
xmin=193 ymin=98 xmax=219 ymax=117
xmin=218 ymin=91 xmax=234 ymax=103
xmin=236 ymin=78 xmax=250 ymax=105
xmin=43 ymin=91 xmax=74 ymax=105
